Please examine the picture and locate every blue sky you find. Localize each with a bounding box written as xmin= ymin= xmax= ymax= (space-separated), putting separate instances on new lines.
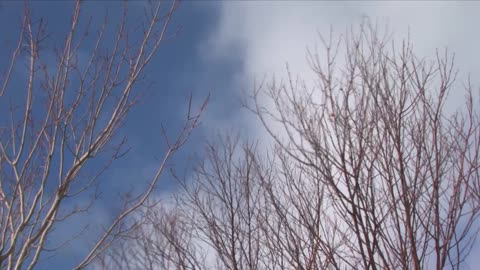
xmin=0 ymin=1 xmax=232 ymax=268
xmin=1 ymin=1 xmax=480 ymax=269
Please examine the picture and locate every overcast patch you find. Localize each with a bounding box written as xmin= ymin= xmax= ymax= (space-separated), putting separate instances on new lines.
xmin=205 ymin=1 xmax=480 ymax=131
xmin=204 ymin=1 xmax=480 ymax=267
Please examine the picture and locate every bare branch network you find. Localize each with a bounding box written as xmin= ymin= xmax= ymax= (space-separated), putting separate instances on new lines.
xmin=0 ymin=1 xmax=206 ymax=269
xmin=1 ymin=1 xmax=479 ymax=269
xmin=100 ymin=23 xmax=480 ymax=270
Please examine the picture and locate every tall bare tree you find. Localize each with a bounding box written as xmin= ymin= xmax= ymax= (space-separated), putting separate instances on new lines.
xmin=177 ymin=135 xmax=266 ymax=270
xmin=249 ymin=22 xmax=480 ymax=270
xmin=0 ymin=1 xmax=206 ymax=269
xmin=102 ymin=22 xmax=480 ymax=270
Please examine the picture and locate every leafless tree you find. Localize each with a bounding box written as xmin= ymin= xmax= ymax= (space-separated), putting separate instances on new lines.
xmin=96 ymin=204 xmax=206 ymax=270
xmin=249 ymin=22 xmax=480 ymax=270
xmin=102 ymin=22 xmax=480 ymax=270
xmin=99 ymin=135 xmax=264 ymax=270
xmin=175 ymin=135 xmax=266 ymax=270
xmin=0 ymin=1 xmax=206 ymax=269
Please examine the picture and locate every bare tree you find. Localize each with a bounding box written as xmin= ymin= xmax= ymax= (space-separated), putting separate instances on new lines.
xmin=175 ymin=135 xmax=266 ymax=270
xmin=249 ymin=22 xmax=480 ymax=270
xmin=99 ymin=135 xmax=264 ymax=270
xmin=101 ymin=22 xmax=480 ymax=270
xmin=0 ymin=1 xmax=206 ymax=269
xmin=97 ymin=205 xmax=206 ymax=270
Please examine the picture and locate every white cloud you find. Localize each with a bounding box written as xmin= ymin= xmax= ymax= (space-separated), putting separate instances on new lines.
xmin=206 ymin=1 xmax=480 ymax=130
xmin=204 ymin=1 xmax=480 ymax=267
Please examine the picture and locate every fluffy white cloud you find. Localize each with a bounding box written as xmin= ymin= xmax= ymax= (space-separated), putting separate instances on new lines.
xmin=204 ymin=1 xmax=480 ymax=267
xmin=206 ymin=1 xmax=480 ymax=125
xmin=219 ymin=2 xmax=480 ymax=74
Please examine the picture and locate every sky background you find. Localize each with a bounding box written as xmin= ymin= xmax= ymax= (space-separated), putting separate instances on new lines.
xmin=1 ymin=1 xmax=480 ymax=269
